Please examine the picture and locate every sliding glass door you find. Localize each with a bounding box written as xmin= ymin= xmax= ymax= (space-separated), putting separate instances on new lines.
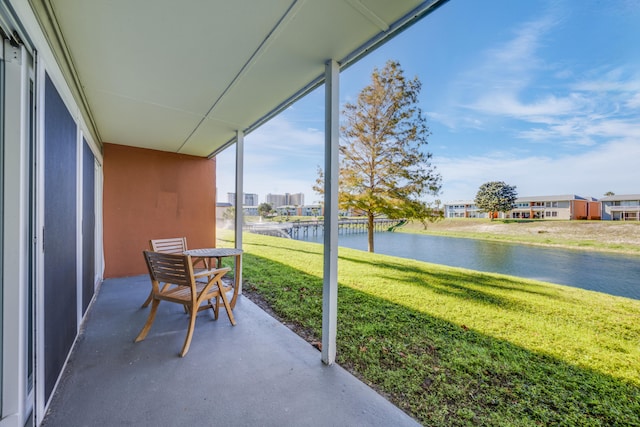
xmin=0 ymin=33 xmax=36 ymax=425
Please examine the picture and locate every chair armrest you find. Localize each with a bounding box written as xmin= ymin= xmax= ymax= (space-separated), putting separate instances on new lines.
xmin=193 ymin=267 xmax=231 ymax=279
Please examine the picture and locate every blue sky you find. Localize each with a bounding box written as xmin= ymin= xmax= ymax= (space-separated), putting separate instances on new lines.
xmin=217 ymin=0 xmax=640 ymax=205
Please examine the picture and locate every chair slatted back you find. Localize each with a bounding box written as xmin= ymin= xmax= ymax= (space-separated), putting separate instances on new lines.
xmin=150 ymin=237 xmax=188 ymax=254
xmin=143 ymin=251 xmax=194 ymax=288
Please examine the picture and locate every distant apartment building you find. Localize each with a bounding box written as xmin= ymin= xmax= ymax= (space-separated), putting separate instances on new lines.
xmin=300 ymin=204 xmax=323 ymax=216
xmin=227 ymin=192 xmax=259 ymax=206
xmin=215 ymin=202 xmax=233 ymax=220
xmin=511 ymin=195 xmax=600 ymax=220
xmin=266 ymin=192 xmax=305 ymax=207
xmin=445 ymin=195 xmax=601 ymax=220
xmin=275 ymin=205 xmax=299 ymax=216
xmin=600 ymin=194 xmax=640 ymax=221
xmin=445 ymin=201 xmax=486 ymax=218
xmin=243 ymin=206 xmax=259 ymax=216
xmin=245 ymin=193 xmax=259 ymax=206
xmin=266 ymin=193 xmax=287 ymax=207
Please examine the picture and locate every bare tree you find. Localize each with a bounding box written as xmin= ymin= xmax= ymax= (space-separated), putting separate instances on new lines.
xmin=315 ymin=60 xmax=441 ymax=252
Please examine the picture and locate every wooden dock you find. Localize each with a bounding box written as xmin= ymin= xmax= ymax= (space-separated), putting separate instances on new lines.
xmin=247 ymin=218 xmax=404 ymax=239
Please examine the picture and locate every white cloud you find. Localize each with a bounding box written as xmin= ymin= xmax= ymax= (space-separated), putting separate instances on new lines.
xmin=246 ymin=116 xmax=324 ymax=156
xmin=430 ymin=11 xmax=640 ymax=153
xmin=627 ymin=93 xmax=640 ymax=109
xmin=429 ymin=13 xmax=561 ymax=131
xmin=517 ymin=115 xmax=640 ymax=146
xmin=461 ymin=14 xmax=556 ymax=94
xmin=215 ymin=116 xmax=324 ymax=204
xmin=438 ymin=138 xmax=640 ymax=201
xmin=469 ymin=93 xmax=580 ymax=121
xmin=427 ymin=111 xmax=485 ymax=131
xmin=571 ymin=68 xmax=640 ymax=93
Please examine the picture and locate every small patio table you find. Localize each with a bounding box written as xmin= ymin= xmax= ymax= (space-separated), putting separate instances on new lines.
xmin=183 ymin=248 xmax=243 ymax=309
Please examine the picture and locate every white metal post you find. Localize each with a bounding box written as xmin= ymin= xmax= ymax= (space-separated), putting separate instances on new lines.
xmin=2 ymin=40 xmax=28 ymax=426
xmin=322 ymin=59 xmax=339 ymax=365
xmin=234 ymin=130 xmax=244 ymax=294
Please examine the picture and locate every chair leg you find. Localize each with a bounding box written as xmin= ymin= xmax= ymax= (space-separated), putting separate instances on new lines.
xmin=135 ymin=299 xmax=160 ymax=342
xmin=180 ymin=307 xmax=198 ymax=357
xmin=142 ymin=283 xmax=171 ymax=308
xmin=205 ymin=299 xmax=216 ymax=319
xmin=218 ymin=286 xmax=236 ymax=326
xmin=213 ymin=296 xmax=220 ymax=320
xmin=141 ymin=291 xmax=153 ymax=308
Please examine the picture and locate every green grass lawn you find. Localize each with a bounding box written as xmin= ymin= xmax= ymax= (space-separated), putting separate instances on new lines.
xmin=220 ymin=232 xmax=640 ymax=426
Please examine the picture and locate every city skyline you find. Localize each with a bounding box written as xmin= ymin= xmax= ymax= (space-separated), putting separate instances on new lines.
xmin=216 ymin=0 xmax=640 ymax=205
xmin=223 ymin=191 xmax=306 ymax=207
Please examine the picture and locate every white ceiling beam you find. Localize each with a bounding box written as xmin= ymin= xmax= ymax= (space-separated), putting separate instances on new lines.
xmin=179 ymin=0 xmax=307 ymax=154
xmin=345 ymin=0 xmax=389 ymax=31
xmin=209 ymin=0 xmax=449 ymax=158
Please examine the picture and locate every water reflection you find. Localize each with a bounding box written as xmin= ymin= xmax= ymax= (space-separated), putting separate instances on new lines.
xmin=295 ymin=231 xmax=640 ymax=300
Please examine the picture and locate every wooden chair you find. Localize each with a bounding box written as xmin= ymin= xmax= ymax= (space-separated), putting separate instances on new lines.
xmin=141 ymin=237 xmax=208 ymax=308
xmin=150 ymin=237 xmax=209 ymax=268
xmin=135 ymin=251 xmax=236 ymax=357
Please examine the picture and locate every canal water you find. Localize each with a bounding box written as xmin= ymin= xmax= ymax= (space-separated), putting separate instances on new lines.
xmin=294 ymin=231 xmax=640 ymax=300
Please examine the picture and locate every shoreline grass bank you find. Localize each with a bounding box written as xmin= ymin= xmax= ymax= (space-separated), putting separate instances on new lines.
xmin=400 ymin=218 xmax=640 ymax=255
xmin=223 ymin=232 xmax=640 ymax=426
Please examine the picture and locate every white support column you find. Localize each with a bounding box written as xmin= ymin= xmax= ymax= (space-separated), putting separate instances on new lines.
xmin=234 ymin=130 xmax=244 ymax=294
xmin=2 ymin=40 xmax=28 ymax=427
xmin=322 ymin=59 xmax=339 ymax=365
xmin=75 ymin=128 xmax=83 ymax=331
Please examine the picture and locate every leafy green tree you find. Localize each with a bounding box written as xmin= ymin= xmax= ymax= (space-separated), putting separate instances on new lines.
xmin=257 ymin=202 xmax=273 ymax=217
xmin=222 ymin=206 xmax=235 ymax=221
xmin=315 ymin=60 xmax=441 ymax=252
xmin=604 ymin=191 xmax=615 ymax=196
xmin=474 ymin=181 xmax=518 ymax=220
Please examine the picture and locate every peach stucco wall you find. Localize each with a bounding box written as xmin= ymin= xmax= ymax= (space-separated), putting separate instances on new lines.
xmin=573 ymin=200 xmax=586 ymax=219
xmin=103 ymin=143 xmax=216 ymax=277
xmin=573 ymin=200 xmax=602 ymax=220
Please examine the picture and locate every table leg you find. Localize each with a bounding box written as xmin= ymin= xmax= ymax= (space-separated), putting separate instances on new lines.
xmin=230 ymin=254 xmax=241 ymax=308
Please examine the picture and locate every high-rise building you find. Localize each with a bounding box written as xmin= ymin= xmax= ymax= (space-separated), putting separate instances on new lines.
xmin=227 ymin=192 xmax=259 ymax=206
xmin=288 ymin=192 xmax=304 ymax=206
xmin=266 ymin=193 xmax=287 ymax=207
xmin=265 ymin=192 xmax=304 ymax=207
xmin=244 ymin=193 xmax=259 ymax=206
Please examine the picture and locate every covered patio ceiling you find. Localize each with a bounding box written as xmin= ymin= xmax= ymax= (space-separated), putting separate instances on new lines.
xmin=29 ymin=0 xmax=448 ymax=157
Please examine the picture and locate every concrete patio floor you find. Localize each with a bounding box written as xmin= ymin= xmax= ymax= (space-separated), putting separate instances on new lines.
xmin=41 ymin=275 xmax=420 ymax=426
